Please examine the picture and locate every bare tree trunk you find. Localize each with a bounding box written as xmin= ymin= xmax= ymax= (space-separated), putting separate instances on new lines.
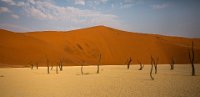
xmin=127 ymin=57 xmax=132 ymax=69
xmin=56 ymin=65 xmax=58 ymax=74
xmin=31 ymin=64 xmax=33 ymax=70
xmin=138 ymin=60 xmax=144 ymax=70
xmin=60 ymin=64 xmax=63 ymax=71
xmin=47 ymin=65 xmax=50 ymax=74
xmin=81 ymin=64 xmax=84 ymax=75
xmin=59 ymin=59 xmax=63 ymax=71
xmin=154 ymin=65 xmax=157 ymax=74
xmin=189 ymin=41 xmax=195 ymax=76
xmin=97 ymin=53 xmax=101 ymax=74
xmin=150 ymin=56 xmax=158 ymax=80
xmin=97 ymin=64 xmax=99 ymax=74
xmin=46 ymin=59 xmax=50 ymax=74
xmin=139 ymin=63 xmax=144 ymax=70
xmin=150 ymin=63 xmax=154 ymax=80
xmin=170 ymin=56 xmax=175 ymax=70
xmin=154 ymin=57 xmax=159 ymax=74
xmin=51 ymin=65 xmax=53 ymax=70
xmin=150 ymin=56 xmax=154 ymax=80
xmin=35 ymin=63 xmax=38 ymax=69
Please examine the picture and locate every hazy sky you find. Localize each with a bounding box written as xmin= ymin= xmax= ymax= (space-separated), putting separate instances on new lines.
xmin=0 ymin=0 xmax=199 ymax=37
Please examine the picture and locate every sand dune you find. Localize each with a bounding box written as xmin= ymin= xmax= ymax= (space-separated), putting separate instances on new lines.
xmin=0 ymin=26 xmax=200 ymax=66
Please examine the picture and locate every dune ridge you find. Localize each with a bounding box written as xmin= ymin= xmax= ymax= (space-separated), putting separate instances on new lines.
xmin=0 ymin=26 xmax=200 ymax=67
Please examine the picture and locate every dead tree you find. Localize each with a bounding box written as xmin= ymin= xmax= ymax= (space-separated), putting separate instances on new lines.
xmin=58 ymin=59 xmax=64 ymax=71
xmin=46 ymin=59 xmax=50 ymax=74
xmin=150 ymin=63 xmax=154 ymax=80
xmin=150 ymin=56 xmax=158 ymax=80
xmin=56 ymin=65 xmax=58 ymax=74
xmin=139 ymin=64 xmax=144 ymax=70
xmin=151 ymin=56 xmax=159 ymax=74
xmin=51 ymin=65 xmax=53 ymax=70
xmin=81 ymin=64 xmax=84 ymax=75
xmin=170 ymin=56 xmax=175 ymax=70
xmin=31 ymin=64 xmax=34 ymax=70
xmin=30 ymin=62 xmax=39 ymax=70
xmin=29 ymin=61 xmax=34 ymax=70
xmin=137 ymin=60 xmax=144 ymax=70
xmin=189 ymin=41 xmax=195 ymax=76
xmin=150 ymin=56 xmax=154 ymax=80
xmin=35 ymin=62 xmax=38 ymax=69
xmin=127 ymin=57 xmax=132 ymax=69
xmin=97 ymin=53 xmax=101 ymax=74
xmin=79 ymin=60 xmax=85 ymax=75
xmin=154 ymin=57 xmax=159 ymax=74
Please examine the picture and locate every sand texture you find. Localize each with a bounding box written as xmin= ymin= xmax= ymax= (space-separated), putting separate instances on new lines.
xmin=0 ymin=64 xmax=200 ymax=97
xmin=1 ymin=26 xmax=200 ymax=66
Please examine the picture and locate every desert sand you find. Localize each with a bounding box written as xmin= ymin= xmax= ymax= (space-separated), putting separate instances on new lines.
xmin=0 ymin=64 xmax=200 ymax=97
xmin=0 ymin=26 xmax=200 ymax=66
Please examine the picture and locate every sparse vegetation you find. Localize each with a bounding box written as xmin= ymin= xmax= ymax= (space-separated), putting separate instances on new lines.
xmin=56 ymin=65 xmax=58 ymax=74
xmin=127 ymin=57 xmax=132 ymax=69
xmin=58 ymin=59 xmax=64 ymax=71
xmin=189 ymin=41 xmax=195 ymax=76
xmin=31 ymin=64 xmax=33 ymax=70
xmin=150 ymin=56 xmax=159 ymax=80
xmin=150 ymin=56 xmax=154 ymax=80
xmin=154 ymin=58 xmax=158 ymax=74
xmin=29 ymin=62 xmax=39 ymax=70
xmin=30 ymin=62 xmax=34 ymax=70
xmin=51 ymin=65 xmax=53 ymax=70
xmin=2 ymin=65 xmax=200 ymax=97
xmin=97 ymin=53 xmax=101 ymax=74
xmin=81 ymin=64 xmax=84 ymax=75
xmin=46 ymin=59 xmax=50 ymax=74
xmin=150 ymin=56 xmax=159 ymax=74
xmin=170 ymin=56 xmax=175 ymax=70
xmin=36 ymin=63 xmax=38 ymax=69
xmin=137 ymin=60 xmax=144 ymax=70
xmin=78 ymin=60 xmax=85 ymax=75
xmin=150 ymin=62 xmax=154 ymax=80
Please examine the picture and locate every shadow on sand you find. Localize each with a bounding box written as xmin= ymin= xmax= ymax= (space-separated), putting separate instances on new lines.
xmin=76 ymin=72 xmax=100 ymax=76
xmin=0 ymin=75 xmax=4 ymax=77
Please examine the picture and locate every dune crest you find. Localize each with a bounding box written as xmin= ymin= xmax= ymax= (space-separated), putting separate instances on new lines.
xmin=0 ymin=26 xmax=200 ymax=66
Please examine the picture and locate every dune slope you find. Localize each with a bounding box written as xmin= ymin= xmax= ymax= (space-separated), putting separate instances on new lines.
xmin=0 ymin=26 xmax=200 ymax=66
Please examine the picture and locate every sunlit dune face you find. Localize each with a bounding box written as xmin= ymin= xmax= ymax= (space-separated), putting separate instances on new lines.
xmin=0 ymin=26 xmax=200 ymax=67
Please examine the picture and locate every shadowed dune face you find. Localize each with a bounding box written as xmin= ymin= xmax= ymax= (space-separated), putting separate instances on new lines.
xmin=0 ymin=26 xmax=200 ymax=66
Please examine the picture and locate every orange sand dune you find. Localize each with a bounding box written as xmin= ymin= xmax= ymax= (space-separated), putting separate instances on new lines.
xmin=0 ymin=26 xmax=200 ymax=66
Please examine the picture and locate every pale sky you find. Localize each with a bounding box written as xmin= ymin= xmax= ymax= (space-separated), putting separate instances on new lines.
xmin=0 ymin=0 xmax=200 ymax=38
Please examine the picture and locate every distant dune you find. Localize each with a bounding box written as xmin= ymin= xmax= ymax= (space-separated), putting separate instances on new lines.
xmin=0 ymin=26 xmax=200 ymax=67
